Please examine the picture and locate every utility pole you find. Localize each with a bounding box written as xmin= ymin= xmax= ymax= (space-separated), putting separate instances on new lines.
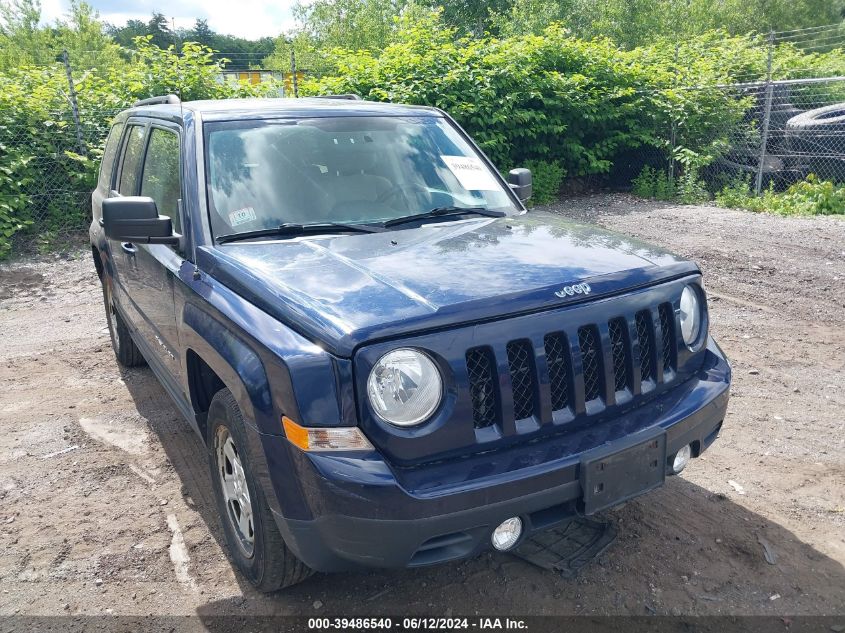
xmin=755 ymin=30 xmax=775 ymax=196
xmin=61 ymin=50 xmax=85 ymax=156
xmin=290 ymin=48 xmax=299 ymax=98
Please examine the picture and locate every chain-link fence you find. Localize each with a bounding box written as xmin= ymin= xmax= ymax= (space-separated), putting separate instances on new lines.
xmin=617 ymin=76 xmax=845 ymax=200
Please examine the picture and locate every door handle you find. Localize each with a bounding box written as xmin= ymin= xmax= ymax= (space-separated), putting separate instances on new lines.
xmin=121 ymin=242 xmax=137 ymax=255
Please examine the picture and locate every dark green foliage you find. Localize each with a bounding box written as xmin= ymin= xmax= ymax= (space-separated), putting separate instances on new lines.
xmin=632 ymin=167 xmax=677 ymax=201
xmin=302 ymin=17 xmax=761 ymax=189
xmin=0 ymin=38 xmax=276 ymax=257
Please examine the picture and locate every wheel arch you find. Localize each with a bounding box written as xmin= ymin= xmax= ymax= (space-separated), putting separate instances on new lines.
xmin=180 ymin=304 xmax=275 ymax=439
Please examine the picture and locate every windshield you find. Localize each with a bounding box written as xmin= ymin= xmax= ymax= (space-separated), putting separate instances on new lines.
xmin=203 ymin=115 xmax=520 ymax=240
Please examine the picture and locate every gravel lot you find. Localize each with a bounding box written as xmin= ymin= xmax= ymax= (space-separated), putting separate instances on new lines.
xmin=0 ymin=195 xmax=843 ymax=619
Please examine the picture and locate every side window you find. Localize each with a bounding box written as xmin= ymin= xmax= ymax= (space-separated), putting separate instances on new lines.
xmin=141 ymin=128 xmax=182 ymax=234
xmin=118 ymin=125 xmax=147 ymax=195
xmin=98 ymin=122 xmax=124 ymax=191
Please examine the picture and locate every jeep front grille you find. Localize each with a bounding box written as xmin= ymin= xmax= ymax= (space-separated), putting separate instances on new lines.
xmin=466 ymin=301 xmax=677 ymax=428
xmin=608 ymin=317 xmax=629 ymax=392
xmin=544 ymin=332 xmax=570 ymax=412
xmin=506 ymin=340 xmax=537 ymax=420
xmin=466 ymin=347 xmax=497 ymax=428
xmin=578 ymin=326 xmax=602 ymax=402
xmin=658 ymin=303 xmax=676 ymax=374
xmin=636 ymin=310 xmax=656 ymax=383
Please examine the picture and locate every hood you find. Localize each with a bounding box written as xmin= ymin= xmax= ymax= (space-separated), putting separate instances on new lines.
xmin=196 ymin=211 xmax=696 ymax=356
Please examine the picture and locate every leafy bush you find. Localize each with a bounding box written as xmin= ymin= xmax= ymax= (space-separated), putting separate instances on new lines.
xmin=714 ymin=175 xmax=753 ymax=208
xmin=4 ymin=8 xmax=844 ymax=258
xmin=631 ymin=166 xmax=676 ymax=201
xmin=716 ymin=175 xmax=845 ymax=216
xmin=673 ymin=147 xmax=712 ymax=204
xmin=518 ymin=159 xmax=565 ymax=205
xmin=631 ymin=147 xmax=713 ymax=204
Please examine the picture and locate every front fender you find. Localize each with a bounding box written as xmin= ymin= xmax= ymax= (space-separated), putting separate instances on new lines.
xmin=176 ymin=265 xmax=352 ymax=521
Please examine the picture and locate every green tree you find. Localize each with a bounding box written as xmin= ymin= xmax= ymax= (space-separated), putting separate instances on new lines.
xmin=0 ymin=0 xmax=52 ymax=67
xmin=189 ymin=18 xmax=214 ymax=47
xmin=146 ymin=12 xmax=173 ymax=49
xmin=105 ymin=18 xmax=148 ymax=48
xmin=54 ymin=1 xmax=126 ymax=71
xmin=422 ymin=0 xmax=513 ymax=36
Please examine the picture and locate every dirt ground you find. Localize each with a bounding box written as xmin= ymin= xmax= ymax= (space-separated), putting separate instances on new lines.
xmin=0 ymin=195 xmax=843 ymax=620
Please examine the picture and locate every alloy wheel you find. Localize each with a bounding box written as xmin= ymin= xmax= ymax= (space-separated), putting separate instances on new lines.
xmin=216 ymin=427 xmax=255 ymax=557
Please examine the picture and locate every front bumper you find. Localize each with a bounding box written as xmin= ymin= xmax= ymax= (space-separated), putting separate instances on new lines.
xmin=263 ymin=338 xmax=730 ymax=573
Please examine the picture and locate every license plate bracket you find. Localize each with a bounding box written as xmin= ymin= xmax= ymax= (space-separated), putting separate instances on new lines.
xmin=580 ymin=428 xmax=667 ymax=515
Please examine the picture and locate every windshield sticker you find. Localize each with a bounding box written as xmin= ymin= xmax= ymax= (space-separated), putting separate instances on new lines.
xmin=440 ymin=155 xmax=499 ymax=191
xmin=228 ymin=206 xmax=257 ymax=227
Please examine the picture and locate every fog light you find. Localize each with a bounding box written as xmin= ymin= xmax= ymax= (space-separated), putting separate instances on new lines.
xmin=672 ymin=444 xmax=692 ymax=474
xmin=491 ymin=517 xmax=523 ymax=551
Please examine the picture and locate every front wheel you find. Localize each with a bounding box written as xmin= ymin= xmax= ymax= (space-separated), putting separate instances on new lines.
xmin=207 ymin=388 xmax=313 ymax=592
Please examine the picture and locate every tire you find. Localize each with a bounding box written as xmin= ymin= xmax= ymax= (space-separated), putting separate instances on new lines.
xmin=785 ymin=104 xmax=845 ymax=174
xmin=102 ymin=278 xmax=145 ymax=368
xmin=785 ymin=103 xmax=845 ymax=131
xmin=207 ymin=388 xmax=314 ymax=592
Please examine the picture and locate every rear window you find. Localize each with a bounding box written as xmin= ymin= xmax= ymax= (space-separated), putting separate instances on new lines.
xmin=98 ymin=122 xmax=124 ymax=191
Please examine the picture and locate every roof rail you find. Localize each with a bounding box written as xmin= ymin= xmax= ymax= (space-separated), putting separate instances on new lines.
xmin=313 ymin=94 xmax=363 ymax=101
xmin=133 ymin=94 xmax=182 ymax=107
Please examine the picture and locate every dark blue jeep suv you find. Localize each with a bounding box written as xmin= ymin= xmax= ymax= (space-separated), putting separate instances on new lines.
xmin=90 ymin=95 xmax=731 ymax=591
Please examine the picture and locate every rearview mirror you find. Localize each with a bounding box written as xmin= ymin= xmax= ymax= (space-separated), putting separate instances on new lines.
xmin=508 ymin=168 xmax=533 ymax=202
xmin=102 ymin=197 xmax=178 ymax=244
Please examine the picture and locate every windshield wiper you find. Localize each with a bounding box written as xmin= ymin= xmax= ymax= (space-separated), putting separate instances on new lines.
xmin=217 ymin=221 xmax=385 ymax=244
xmin=381 ymin=206 xmax=506 ymax=229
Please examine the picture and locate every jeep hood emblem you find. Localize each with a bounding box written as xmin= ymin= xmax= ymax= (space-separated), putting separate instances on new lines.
xmin=555 ymin=282 xmax=591 ymax=298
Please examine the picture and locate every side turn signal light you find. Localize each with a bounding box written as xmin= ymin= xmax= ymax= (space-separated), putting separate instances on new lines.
xmin=282 ymin=416 xmax=374 ymax=452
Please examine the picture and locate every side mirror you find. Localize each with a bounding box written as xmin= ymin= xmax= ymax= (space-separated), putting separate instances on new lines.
xmin=508 ymin=168 xmax=533 ymax=202
xmin=102 ymin=197 xmax=178 ymax=244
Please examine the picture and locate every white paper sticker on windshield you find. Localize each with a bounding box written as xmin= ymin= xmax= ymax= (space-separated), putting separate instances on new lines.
xmin=440 ymin=155 xmax=499 ymax=191
xmin=228 ymin=206 xmax=257 ymax=227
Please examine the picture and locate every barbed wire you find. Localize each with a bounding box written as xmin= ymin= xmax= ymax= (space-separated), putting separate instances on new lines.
xmin=771 ymin=22 xmax=844 ymax=36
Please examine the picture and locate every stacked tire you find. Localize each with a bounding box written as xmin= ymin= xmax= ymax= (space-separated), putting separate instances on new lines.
xmin=784 ymin=103 xmax=845 ymax=182
xmin=709 ymin=85 xmax=802 ymax=189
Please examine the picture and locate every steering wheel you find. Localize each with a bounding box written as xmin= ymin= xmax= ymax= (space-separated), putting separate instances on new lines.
xmin=376 ymin=183 xmax=430 ymax=205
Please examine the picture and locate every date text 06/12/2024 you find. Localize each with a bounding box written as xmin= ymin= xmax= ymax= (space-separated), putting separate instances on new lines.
xmin=308 ymin=618 xmax=529 ymax=630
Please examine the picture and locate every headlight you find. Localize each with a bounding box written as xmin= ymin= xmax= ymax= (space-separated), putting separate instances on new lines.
xmin=679 ymin=285 xmax=703 ymax=347
xmin=367 ymin=348 xmax=442 ymax=426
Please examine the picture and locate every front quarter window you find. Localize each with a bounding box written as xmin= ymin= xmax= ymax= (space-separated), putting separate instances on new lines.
xmin=204 ymin=116 xmax=520 ymax=240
